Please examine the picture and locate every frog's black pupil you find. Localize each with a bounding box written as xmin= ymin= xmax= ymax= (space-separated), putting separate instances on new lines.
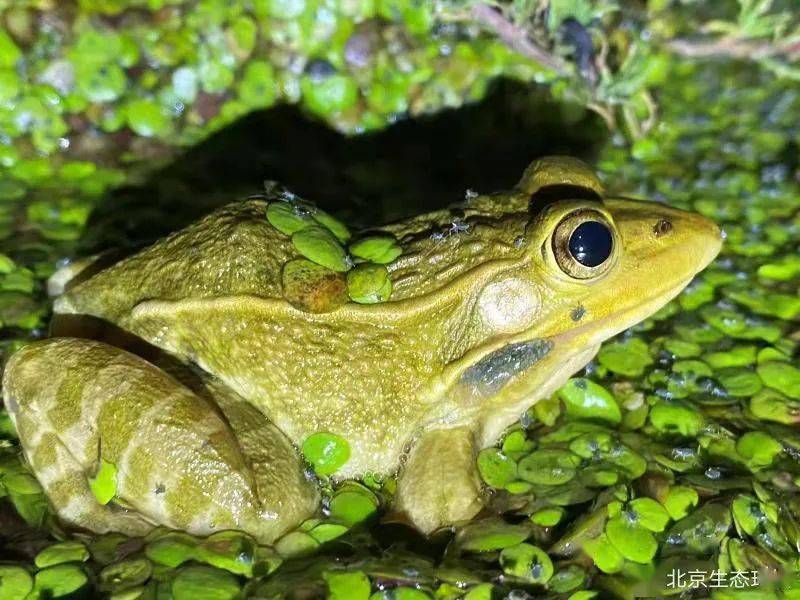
xmin=568 ymin=221 xmax=613 ymax=267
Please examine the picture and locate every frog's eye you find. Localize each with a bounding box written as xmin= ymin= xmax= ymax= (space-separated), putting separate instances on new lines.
xmin=552 ymin=210 xmax=614 ymax=279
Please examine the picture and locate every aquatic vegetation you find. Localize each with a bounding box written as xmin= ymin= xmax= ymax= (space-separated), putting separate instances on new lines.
xmin=1 ymin=1 xmax=800 ymax=598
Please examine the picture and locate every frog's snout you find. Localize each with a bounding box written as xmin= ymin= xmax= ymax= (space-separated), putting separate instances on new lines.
xmin=605 ymin=198 xmax=723 ymax=281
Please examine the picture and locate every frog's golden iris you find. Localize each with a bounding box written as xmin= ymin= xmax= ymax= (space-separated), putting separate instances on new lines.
xmin=2 ymin=157 xmax=721 ymax=541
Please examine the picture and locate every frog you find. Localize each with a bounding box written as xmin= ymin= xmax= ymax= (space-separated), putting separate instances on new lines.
xmin=2 ymin=156 xmax=722 ymax=543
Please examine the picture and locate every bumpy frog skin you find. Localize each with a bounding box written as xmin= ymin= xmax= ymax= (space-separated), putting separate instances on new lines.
xmin=2 ymin=157 xmax=721 ymax=542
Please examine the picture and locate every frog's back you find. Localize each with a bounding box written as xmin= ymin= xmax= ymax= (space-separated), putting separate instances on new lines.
xmin=56 ymin=200 xmax=291 ymax=322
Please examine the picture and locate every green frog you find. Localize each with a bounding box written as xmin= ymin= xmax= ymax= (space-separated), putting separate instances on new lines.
xmin=2 ymin=157 xmax=721 ymax=543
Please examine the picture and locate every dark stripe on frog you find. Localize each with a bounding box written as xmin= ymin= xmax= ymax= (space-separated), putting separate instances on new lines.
xmin=459 ymin=339 xmax=554 ymax=396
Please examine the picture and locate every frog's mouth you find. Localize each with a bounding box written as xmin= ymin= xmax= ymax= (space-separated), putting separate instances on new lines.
xmin=547 ymin=273 xmax=697 ymax=349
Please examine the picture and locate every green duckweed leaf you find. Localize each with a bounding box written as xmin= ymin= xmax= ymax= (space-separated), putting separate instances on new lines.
xmin=605 ymin=515 xmax=658 ymax=563
xmin=35 ymin=541 xmax=90 ymax=568
xmin=649 ymin=400 xmax=705 ymax=436
xmin=125 ymin=99 xmax=171 ymax=138
xmin=583 ymin=533 xmax=624 ymax=574
xmin=663 ymin=503 xmax=731 ymax=557
xmin=628 ymin=498 xmax=670 ymax=532
xmin=329 ymin=482 xmax=378 ymax=527
xmin=462 ymin=583 xmax=495 ymax=599
xmin=98 ymin=558 xmax=152 ymax=593
xmin=308 ymin=522 xmax=349 ymax=543
xmin=703 ymin=345 xmax=757 ymax=369
xmin=718 ymin=368 xmax=763 ymax=397
xmin=3 ymin=472 xmax=41 ymax=495
xmin=145 ymin=532 xmax=199 ymax=567
xmin=349 ymin=236 xmax=402 ymax=264
xmin=502 ymin=430 xmax=534 ymax=455
xmin=663 ymin=486 xmax=699 ymax=520
xmin=89 ymin=459 xmax=117 ymax=505
xmin=731 ymin=495 xmax=765 ymax=537
xmin=749 ymin=388 xmax=799 ymax=424
xmin=32 ymin=564 xmax=88 ymax=598
xmin=477 ymin=448 xmax=517 ymax=488
xmin=736 ymin=431 xmax=782 ymax=469
xmin=198 ymin=531 xmax=256 ymax=576
xmin=274 ymin=531 xmax=320 ymax=559
xmin=312 ymin=209 xmax=351 ymax=243
xmin=558 ymin=378 xmax=622 ymax=424
xmin=171 ymin=565 xmax=240 ymax=600
xmin=347 ymin=263 xmax=392 ymax=304
xmin=499 ymin=543 xmax=553 ymax=583
xmin=456 ymin=519 xmax=530 ymax=553
xmin=281 ymin=259 xmax=348 ymax=313
xmin=531 ymin=507 xmax=565 ymax=527
xmin=267 ymin=201 xmax=314 ymax=235
xmin=302 ymin=432 xmax=351 ymax=475
xmin=518 ymin=449 xmax=580 ymax=485
xmin=757 ymin=361 xmax=800 ymax=399
xmin=0 ymin=565 xmax=32 ymax=600
xmin=292 ymin=226 xmax=351 ymax=272
xmin=549 ymin=564 xmax=586 ymax=593
xmin=597 ymin=338 xmax=653 ymax=377
xmin=323 ymin=570 xmax=370 ymax=600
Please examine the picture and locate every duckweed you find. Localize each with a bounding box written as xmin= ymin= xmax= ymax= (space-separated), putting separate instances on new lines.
xmin=171 ymin=565 xmax=241 ymax=600
xmin=3 ymin=3 xmax=800 ymax=597
xmin=89 ymin=459 xmax=118 ymax=505
xmin=518 ymin=449 xmax=580 ymax=485
xmin=34 ymin=541 xmax=90 ymax=568
xmin=0 ymin=566 xmax=32 ymax=600
xmin=349 ymin=235 xmax=402 ymax=264
xmin=499 ymin=543 xmax=553 ymax=583
xmin=346 ymin=263 xmax=392 ymax=304
xmin=736 ymin=431 xmax=782 ymax=469
xmin=476 ymin=448 xmax=517 ymax=489
xmin=649 ymin=400 xmax=705 ymax=437
xmin=597 ymin=338 xmax=652 ymax=377
xmin=324 ymin=570 xmax=371 ymax=600
xmin=267 ymin=201 xmax=314 ymax=235
xmin=328 ymin=482 xmax=379 ymax=526
xmin=292 ymin=226 xmax=351 ymax=272
xmin=302 ymin=432 xmax=351 ymax=475
xmin=557 ymin=378 xmax=622 ymax=424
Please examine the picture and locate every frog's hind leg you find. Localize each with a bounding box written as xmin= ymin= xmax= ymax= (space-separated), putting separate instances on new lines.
xmin=2 ymin=338 xmax=316 ymax=543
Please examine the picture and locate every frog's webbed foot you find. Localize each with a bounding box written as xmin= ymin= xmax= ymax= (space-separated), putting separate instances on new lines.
xmin=2 ymin=338 xmax=317 ymax=544
xmin=392 ymin=426 xmax=483 ymax=535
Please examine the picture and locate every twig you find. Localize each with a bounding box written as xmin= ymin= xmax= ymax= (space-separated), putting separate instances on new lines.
xmin=470 ymin=3 xmax=568 ymax=75
xmin=666 ymin=35 xmax=800 ymax=60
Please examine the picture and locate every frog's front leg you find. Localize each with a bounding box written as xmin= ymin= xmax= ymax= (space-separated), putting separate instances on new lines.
xmin=2 ymin=338 xmax=317 ymax=543
xmin=393 ymin=426 xmax=483 ymax=534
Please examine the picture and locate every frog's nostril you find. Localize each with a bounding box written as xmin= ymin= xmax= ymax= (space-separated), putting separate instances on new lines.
xmin=653 ymin=219 xmax=673 ymax=237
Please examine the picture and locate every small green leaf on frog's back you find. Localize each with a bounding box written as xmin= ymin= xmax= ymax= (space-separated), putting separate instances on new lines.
xmin=312 ymin=209 xmax=351 ymax=243
xmin=266 ymin=201 xmax=314 ymax=236
xmin=292 ymin=226 xmax=351 ymax=272
xmin=349 ymin=235 xmax=402 ymax=264
xmin=89 ymin=459 xmax=117 ymax=505
xmin=347 ymin=263 xmax=392 ymax=304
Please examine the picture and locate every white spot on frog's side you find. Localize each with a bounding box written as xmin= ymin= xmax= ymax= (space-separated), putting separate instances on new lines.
xmin=477 ymin=279 xmax=539 ymax=333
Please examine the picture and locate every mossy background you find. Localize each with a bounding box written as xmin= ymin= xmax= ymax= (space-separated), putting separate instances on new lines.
xmin=1 ymin=0 xmax=800 ymax=598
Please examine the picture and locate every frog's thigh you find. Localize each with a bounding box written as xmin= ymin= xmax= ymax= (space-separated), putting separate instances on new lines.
xmin=393 ymin=426 xmax=483 ymax=534
xmin=2 ymin=338 xmax=304 ymax=543
xmin=201 ymin=378 xmax=319 ymax=540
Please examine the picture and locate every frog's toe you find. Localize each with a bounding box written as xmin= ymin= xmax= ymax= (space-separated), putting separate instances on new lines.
xmin=2 ymin=338 xmax=313 ymax=543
